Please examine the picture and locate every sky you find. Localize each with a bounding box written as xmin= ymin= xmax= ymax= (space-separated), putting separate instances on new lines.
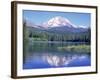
xmin=23 ymin=10 xmax=91 ymax=28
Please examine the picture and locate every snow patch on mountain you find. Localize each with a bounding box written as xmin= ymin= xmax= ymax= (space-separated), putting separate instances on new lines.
xmin=42 ymin=16 xmax=78 ymax=29
xmin=78 ymin=25 xmax=88 ymax=28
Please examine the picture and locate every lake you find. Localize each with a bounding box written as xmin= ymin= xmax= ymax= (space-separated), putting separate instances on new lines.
xmin=23 ymin=41 xmax=91 ymax=69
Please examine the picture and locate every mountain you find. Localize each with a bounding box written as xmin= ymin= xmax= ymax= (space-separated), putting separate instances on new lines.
xmin=42 ymin=16 xmax=88 ymax=33
xmin=25 ymin=20 xmax=43 ymax=29
xmin=42 ymin=16 xmax=78 ymax=29
xmin=24 ymin=16 xmax=90 ymax=42
xmin=26 ymin=16 xmax=89 ymax=33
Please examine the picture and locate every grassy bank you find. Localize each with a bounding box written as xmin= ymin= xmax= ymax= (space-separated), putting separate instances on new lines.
xmin=57 ymin=45 xmax=90 ymax=53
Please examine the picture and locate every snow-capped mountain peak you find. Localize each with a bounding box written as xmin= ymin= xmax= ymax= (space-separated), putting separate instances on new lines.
xmin=42 ymin=16 xmax=77 ymax=28
xmin=25 ymin=16 xmax=88 ymax=30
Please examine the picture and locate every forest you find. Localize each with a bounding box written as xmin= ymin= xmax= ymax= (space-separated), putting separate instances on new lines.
xmin=23 ymin=21 xmax=91 ymax=44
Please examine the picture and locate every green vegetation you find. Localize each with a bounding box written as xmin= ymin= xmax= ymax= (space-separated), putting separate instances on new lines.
xmin=27 ymin=27 xmax=91 ymax=42
xmin=23 ymin=21 xmax=91 ymax=54
xmin=57 ymin=45 xmax=90 ymax=53
xmin=23 ymin=20 xmax=91 ymax=42
xmin=23 ymin=21 xmax=29 ymax=53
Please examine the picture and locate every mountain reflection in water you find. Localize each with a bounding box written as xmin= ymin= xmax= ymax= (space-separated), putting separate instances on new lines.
xmin=23 ymin=41 xmax=90 ymax=69
xmin=43 ymin=53 xmax=89 ymax=67
xmin=23 ymin=52 xmax=90 ymax=69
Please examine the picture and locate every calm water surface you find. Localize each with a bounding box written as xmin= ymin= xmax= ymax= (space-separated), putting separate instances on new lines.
xmin=23 ymin=41 xmax=91 ymax=69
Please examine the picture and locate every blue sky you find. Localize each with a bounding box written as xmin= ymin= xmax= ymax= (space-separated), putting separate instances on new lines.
xmin=23 ymin=10 xmax=91 ymax=27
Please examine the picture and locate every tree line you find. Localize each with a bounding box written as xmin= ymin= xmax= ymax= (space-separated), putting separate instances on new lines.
xmin=23 ymin=21 xmax=91 ymax=43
